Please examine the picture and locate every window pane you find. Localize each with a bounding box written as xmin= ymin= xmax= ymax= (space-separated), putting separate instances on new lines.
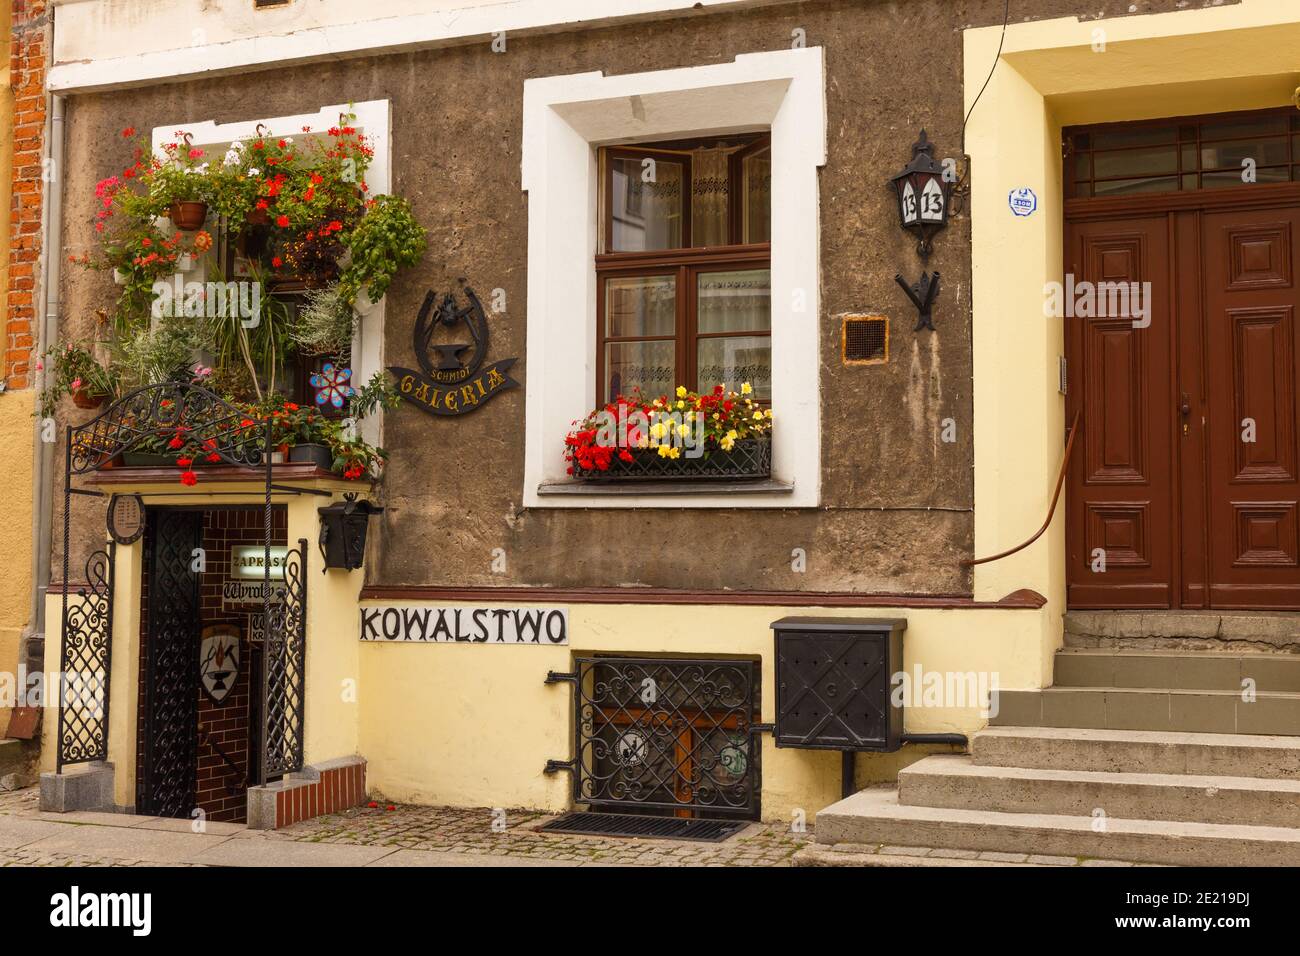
xmin=1092 ymin=126 xmax=1176 ymax=149
xmin=1202 ymin=166 xmax=1290 ymax=188
xmin=1092 ymin=175 xmax=1178 ymax=196
xmin=605 ymin=275 xmax=676 ymax=337
xmin=610 ymin=155 xmax=685 ymax=251
xmin=604 ymin=340 xmax=675 ymax=402
xmin=1201 ymin=138 xmax=1289 ymax=169
xmin=742 ymin=146 xmax=771 ymax=243
xmin=696 ymin=335 xmax=771 ymax=400
xmin=697 ymin=269 xmax=770 ymax=334
xmin=691 ymin=146 xmax=730 ymax=247
xmin=1201 ymin=115 xmax=1288 ymax=140
xmin=1093 ymin=145 xmax=1177 ymax=178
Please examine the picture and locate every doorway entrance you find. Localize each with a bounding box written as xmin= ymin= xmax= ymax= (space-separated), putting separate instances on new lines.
xmin=136 ymin=506 xmax=289 ymax=821
xmin=1065 ymin=108 xmax=1300 ymax=610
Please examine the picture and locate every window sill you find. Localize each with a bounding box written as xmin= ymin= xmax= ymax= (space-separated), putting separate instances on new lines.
xmin=536 ymin=478 xmax=794 ymax=497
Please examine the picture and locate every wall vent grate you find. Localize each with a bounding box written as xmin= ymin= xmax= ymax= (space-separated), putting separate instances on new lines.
xmin=843 ymin=315 xmax=888 ymax=364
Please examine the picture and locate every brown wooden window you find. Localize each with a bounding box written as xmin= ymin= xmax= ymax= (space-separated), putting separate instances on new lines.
xmin=596 ymin=134 xmax=771 ymax=404
xmin=1066 ymin=107 xmax=1300 ymax=199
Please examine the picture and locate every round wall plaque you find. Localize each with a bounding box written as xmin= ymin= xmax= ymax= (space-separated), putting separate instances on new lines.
xmin=106 ymin=493 xmax=145 ymax=545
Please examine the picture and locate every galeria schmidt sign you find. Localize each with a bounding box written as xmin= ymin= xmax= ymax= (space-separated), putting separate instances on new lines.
xmin=388 ymin=285 xmax=519 ymax=416
xmin=360 ymin=606 xmax=568 ymax=645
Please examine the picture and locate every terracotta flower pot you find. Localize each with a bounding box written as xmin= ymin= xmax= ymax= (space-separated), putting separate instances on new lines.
xmin=71 ymin=388 xmax=105 ymax=410
xmin=169 ymin=200 xmax=209 ymax=231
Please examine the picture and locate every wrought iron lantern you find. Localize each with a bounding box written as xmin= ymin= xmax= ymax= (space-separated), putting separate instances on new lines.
xmin=317 ymin=494 xmax=383 ymax=571
xmin=888 ymin=129 xmax=950 ymax=259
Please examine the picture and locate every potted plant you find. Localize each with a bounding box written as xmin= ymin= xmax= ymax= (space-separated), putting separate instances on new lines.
xmin=565 ymin=383 xmax=773 ymax=482
xmin=38 ymin=342 xmax=116 ymax=417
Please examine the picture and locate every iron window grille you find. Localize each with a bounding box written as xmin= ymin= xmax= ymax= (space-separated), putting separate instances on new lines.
xmin=558 ymin=656 xmax=762 ymax=818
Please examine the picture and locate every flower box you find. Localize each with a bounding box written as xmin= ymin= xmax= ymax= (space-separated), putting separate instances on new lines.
xmin=565 ymin=383 xmax=774 ymax=484
xmin=572 ymin=435 xmax=771 ymax=482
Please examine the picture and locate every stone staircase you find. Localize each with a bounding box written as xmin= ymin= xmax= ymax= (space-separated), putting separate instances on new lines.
xmin=799 ymin=641 xmax=1300 ymax=867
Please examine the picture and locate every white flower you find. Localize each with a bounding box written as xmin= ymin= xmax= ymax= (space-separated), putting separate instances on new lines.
xmin=245 ymin=168 xmax=261 ymax=177
xmin=223 ymin=149 xmax=241 ymax=166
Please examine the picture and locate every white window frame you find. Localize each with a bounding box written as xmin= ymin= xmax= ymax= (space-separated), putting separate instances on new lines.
xmin=150 ymin=99 xmax=391 ymax=445
xmin=521 ymin=47 xmax=826 ymax=508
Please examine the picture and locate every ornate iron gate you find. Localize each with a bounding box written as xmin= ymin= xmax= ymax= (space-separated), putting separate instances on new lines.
xmin=261 ymin=539 xmax=307 ymax=780
xmin=138 ymin=510 xmax=203 ymax=817
xmin=549 ymin=657 xmax=761 ymax=818
xmin=55 ymin=546 xmax=115 ymax=771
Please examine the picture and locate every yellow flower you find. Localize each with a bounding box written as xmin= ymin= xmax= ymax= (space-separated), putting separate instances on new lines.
xmin=676 ymin=385 xmax=687 ymax=398
xmin=764 ymin=409 xmax=773 ymax=419
xmin=649 ymin=421 xmax=666 ymax=439
xmin=753 ymin=412 xmax=763 ymax=421
xmin=677 ymin=423 xmax=691 ymax=438
xmin=657 ymin=445 xmax=681 ymax=459
xmin=720 ymin=436 xmax=735 ymax=451
xmin=676 ymin=400 xmax=685 ymax=410
xmin=741 ymin=382 xmax=753 ymax=395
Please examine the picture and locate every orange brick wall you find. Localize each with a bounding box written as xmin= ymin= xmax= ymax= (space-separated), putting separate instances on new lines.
xmin=274 ymin=760 xmax=367 ymax=829
xmin=6 ymin=0 xmax=47 ymax=389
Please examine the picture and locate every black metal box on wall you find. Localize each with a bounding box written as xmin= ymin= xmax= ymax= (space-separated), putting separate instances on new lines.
xmin=771 ymin=617 xmax=906 ymax=752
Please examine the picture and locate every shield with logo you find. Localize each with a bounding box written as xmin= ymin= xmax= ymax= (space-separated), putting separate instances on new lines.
xmin=199 ymin=625 xmax=241 ymax=704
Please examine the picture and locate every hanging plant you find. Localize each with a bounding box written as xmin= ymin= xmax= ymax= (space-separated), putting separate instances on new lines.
xmin=337 ymin=195 xmax=427 ymax=306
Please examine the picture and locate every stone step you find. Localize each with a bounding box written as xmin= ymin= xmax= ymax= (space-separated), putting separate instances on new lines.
xmin=794 ymin=844 xmax=1047 ymax=867
xmin=792 ymin=842 xmax=1155 ymax=867
xmin=1054 ymin=648 xmax=1300 ymax=692
xmin=973 ymin=726 xmax=1300 ymax=780
xmin=815 ymin=787 xmax=1300 ymax=866
xmin=1063 ymin=610 xmax=1300 ymax=654
xmin=992 ymin=687 xmax=1300 ymax=735
xmin=899 ymin=754 xmax=1300 ymax=827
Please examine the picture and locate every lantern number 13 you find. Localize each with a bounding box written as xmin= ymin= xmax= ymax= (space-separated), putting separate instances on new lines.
xmin=920 ymin=180 xmax=944 ymax=222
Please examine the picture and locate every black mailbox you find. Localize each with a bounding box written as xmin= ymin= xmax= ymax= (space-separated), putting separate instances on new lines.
xmin=772 ymin=617 xmax=905 ymax=752
xmin=317 ymin=494 xmax=383 ymax=571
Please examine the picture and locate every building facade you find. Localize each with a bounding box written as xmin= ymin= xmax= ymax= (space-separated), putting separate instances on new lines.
xmin=30 ymin=0 xmax=1300 ymax=833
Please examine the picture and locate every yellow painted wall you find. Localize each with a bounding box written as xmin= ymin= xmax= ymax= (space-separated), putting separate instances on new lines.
xmin=357 ymin=601 xmax=1048 ymax=820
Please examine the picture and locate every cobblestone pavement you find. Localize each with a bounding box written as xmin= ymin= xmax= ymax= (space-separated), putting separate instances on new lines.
xmin=279 ymin=804 xmax=812 ymax=866
xmin=0 ymin=785 xmax=811 ymax=866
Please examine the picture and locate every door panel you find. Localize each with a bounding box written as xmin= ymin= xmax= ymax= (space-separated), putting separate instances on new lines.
xmin=138 ymin=510 xmax=203 ymax=818
xmin=1067 ymin=217 xmax=1176 ymax=607
xmin=1203 ymin=209 xmax=1300 ymax=607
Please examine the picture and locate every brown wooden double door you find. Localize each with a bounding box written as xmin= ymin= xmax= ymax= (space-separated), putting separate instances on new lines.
xmin=1067 ymin=194 xmax=1300 ymax=608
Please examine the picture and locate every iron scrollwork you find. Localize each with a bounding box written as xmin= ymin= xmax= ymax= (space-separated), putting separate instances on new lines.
xmin=67 ymin=381 xmax=268 ymax=474
xmin=56 ymin=547 xmax=115 ymax=771
xmin=261 ymin=539 xmax=307 ymax=780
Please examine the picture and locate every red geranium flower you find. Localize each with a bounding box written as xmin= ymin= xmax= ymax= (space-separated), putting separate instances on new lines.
xmin=176 ymin=457 xmax=193 ymax=468
xmin=122 ymin=127 xmax=136 ymax=137
xmin=276 ymin=215 xmax=290 ymax=228
xmin=179 ymin=470 xmax=198 ymax=487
